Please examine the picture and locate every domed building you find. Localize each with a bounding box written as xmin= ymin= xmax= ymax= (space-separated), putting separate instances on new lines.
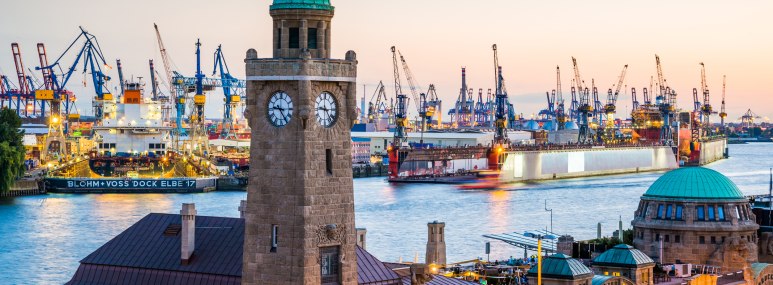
xmin=632 ymin=167 xmax=758 ymax=272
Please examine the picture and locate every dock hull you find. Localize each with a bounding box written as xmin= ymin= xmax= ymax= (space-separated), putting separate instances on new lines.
xmin=499 ymin=146 xmax=679 ymax=183
xmin=45 ymin=177 xmax=217 ymax=193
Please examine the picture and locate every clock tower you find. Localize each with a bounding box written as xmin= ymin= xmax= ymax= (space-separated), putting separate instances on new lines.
xmin=242 ymin=1 xmax=358 ymax=284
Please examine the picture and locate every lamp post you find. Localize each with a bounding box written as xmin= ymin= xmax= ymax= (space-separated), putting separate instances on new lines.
xmin=524 ymin=232 xmax=556 ymax=285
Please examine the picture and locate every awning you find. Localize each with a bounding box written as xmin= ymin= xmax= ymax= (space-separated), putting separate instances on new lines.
xmin=483 ymin=229 xmax=558 ymax=253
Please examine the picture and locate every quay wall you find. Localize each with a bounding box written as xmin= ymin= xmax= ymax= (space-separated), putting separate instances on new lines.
xmin=1 ymin=180 xmax=45 ymax=197
xmin=499 ymin=146 xmax=678 ymax=182
xmin=699 ymin=138 xmax=728 ymax=165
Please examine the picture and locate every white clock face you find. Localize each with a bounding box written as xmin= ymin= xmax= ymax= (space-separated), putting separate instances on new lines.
xmin=315 ymin=92 xmax=338 ymax=128
xmin=267 ymin=92 xmax=293 ymax=127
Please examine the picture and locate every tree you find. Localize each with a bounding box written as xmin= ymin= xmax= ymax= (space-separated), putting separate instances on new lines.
xmin=0 ymin=108 xmax=25 ymax=193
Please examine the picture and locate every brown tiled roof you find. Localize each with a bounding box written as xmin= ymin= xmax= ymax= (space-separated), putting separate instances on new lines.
xmin=65 ymin=213 xmax=417 ymax=285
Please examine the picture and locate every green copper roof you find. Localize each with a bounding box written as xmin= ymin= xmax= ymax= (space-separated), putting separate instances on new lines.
xmin=751 ymin=263 xmax=771 ymax=280
xmin=270 ymin=0 xmax=334 ymax=11
xmin=527 ymin=254 xmax=592 ymax=279
xmin=643 ymin=167 xmax=744 ymax=200
xmin=592 ymin=244 xmax=655 ymax=267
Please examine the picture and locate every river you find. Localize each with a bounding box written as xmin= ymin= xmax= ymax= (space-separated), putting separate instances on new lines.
xmin=0 ymin=143 xmax=770 ymax=284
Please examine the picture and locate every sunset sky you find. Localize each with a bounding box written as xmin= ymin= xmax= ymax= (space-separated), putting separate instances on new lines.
xmin=1 ymin=0 xmax=771 ymax=122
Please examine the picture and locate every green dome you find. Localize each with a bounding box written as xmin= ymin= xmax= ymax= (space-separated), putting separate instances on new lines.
xmin=643 ymin=167 xmax=744 ymax=200
xmin=527 ymin=253 xmax=592 ymax=280
xmin=270 ymin=0 xmax=334 ymax=11
xmin=592 ymin=244 xmax=654 ymax=267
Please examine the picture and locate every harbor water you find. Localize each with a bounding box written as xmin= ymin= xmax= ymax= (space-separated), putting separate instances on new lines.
xmin=0 ymin=143 xmax=771 ymax=284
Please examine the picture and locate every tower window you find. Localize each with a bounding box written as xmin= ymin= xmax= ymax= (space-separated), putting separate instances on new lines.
xmin=718 ymin=206 xmax=725 ymax=220
xmin=675 ymin=235 xmax=681 ymax=243
xmin=708 ymin=206 xmax=715 ymax=220
xmin=320 ymin=246 xmax=340 ymax=284
xmin=308 ymin=28 xmax=318 ymax=49
xmin=666 ymin=205 xmax=673 ymax=219
xmin=699 ymin=236 xmax=705 ymax=244
xmin=326 ymin=149 xmax=333 ymax=175
xmin=271 ymin=225 xmax=278 ymax=253
xmin=676 ymin=205 xmax=683 ymax=220
xmin=289 ymin=28 xmax=300 ymax=49
xmin=276 ymin=28 xmax=282 ymax=49
xmin=656 ymin=204 xmax=664 ymax=219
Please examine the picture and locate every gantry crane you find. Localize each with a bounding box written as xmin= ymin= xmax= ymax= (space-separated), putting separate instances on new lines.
xmin=391 ymin=46 xmax=407 ymax=146
xmin=11 ymin=43 xmax=34 ymax=117
xmin=602 ymin=64 xmax=628 ymax=142
xmin=424 ymin=84 xmax=441 ymax=129
xmin=213 ymin=45 xmax=247 ymax=140
xmin=36 ymin=27 xmax=112 ymax=162
xmin=740 ymin=109 xmax=760 ymax=128
xmin=493 ymin=44 xmax=509 ymax=145
xmin=555 ymin=66 xmax=568 ymax=130
xmin=398 ymin=50 xmax=423 ymax=118
xmin=572 ymin=57 xmax=593 ymax=143
xmin=654 ymin=55 xmax=675 ymax=144
xmin=699 ymin=63 xmax=714 ymax=131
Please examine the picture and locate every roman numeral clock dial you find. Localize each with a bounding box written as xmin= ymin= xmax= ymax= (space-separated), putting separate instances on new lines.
xmin=267 ymin=92 xmax=293 ymax=127
xmin=315 ymin=92 xmax=338 ymax=128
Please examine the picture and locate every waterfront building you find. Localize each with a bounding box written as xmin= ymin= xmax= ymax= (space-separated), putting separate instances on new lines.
xmin=242 ymin=0 xmax=360 ymax=283
xmin=66 ymin=205 xmax=472 ymax=285
xmin=591 ymin=244 xmax=654 ymax=285
xmin=631 ymin=167 xmax=759 ymax=272
xmin=351 ymin=137 xmax=371 ymax=164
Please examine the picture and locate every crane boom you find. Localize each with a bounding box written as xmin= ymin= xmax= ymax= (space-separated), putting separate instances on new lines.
xmin=154 ymin=23 xmax=175 ymax=98
xmin=398 ymin=50 xmax=422 ymax=115
xmin=571 ymin=57 xmax=584 ymax=91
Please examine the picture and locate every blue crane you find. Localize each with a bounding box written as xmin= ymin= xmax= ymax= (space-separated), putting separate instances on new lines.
xmin=213 ymin=45 xmax=246 ymax=139
xmin=36 ymin=26 xmax=112 ymax=132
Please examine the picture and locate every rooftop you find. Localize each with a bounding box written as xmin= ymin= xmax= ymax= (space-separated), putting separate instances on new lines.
xmin=270 ymin=0 xmax=334 ymax=11
xmin=592 ymin=244 xmax=655 ymax=268
xmin=526 ymin=253 xmax=593 ymax=280
xmin=643 ymin=167 xmax=745 ymax=201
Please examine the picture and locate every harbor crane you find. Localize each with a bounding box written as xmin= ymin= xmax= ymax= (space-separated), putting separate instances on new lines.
xmin=740 ymin=109 xmax=760 ymax=128
xmin=654 ymin=55 xmax=676 ymax=144
xmin=602 ymin=64 xmax=628 ymax=142
xmin=493 ymin=44 xmax=509 ymax=145
xmin=391 ymin=46 xmax=408 ymax=146
xmin=719 ymin=75 xmax=727 ymax=128
xmin=631 ymin=87 xmax=639 ymax=111
xmin=572 ymin=57 xmax=594 ymax=143
xmin=11 ymin=43 xmax=35 ymax=117
xmin=367 ymin=81 xmax=390 ymax=130
xmin=213 ymin=45 xmax=247 ymax=139
xmin=699 ymin=63 xmax=714 ymax=129
xmin=424 ymin=84 xmax=441 ymax=129
xmin=555 ymin=66 xmax=568 ymax=130
xmin=398 ymin=50 xmax=423 ymax=118
xmin=36 ymin=27 xmax=112 ymax=161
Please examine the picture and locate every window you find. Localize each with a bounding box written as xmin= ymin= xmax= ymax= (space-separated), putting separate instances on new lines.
xmin=666 ymin=205 xmax=673 ymax=219
xmin=676 ymin=205 xmax=683 ymax=220
xmin=711 ymin=236 xmax=716 ymax=244
xmin=326 ymin=149 xmax=333 ymax=175
xmin=289 ymin=28 xmax=300 ymax=49
xmin=675 ymin=235 xmax=681 ymax=243
xmin=320 ymin=246 xmax=340 ymax=284
xmin=655 ymin=233 xmax=660 ymax=241
xmin=718 ymin=206 xmax=725 ymax=221
xmin=657 ymin=204 xmax=664 ymax=219
xmin=641 ymin=202 xmax=649 ymax=218
xmin=664 ymin=235 xmax=670 ymax=242
xmin=613 ymin=272 xmax=621 ymax=277
xmin=699 ymin=236 xmax=705 ymax=244
xmin=708 ymin=206 xmax=715 ymax=220
xmin=276 ymin=28 xmax=282 ymax=49
xmin=308 ymin=28 xmax=318 ymax=49
xmin=697 ymin=206 xmax=705 ymax=221
xmin=271 ymin=225 xmax=278 ymax=253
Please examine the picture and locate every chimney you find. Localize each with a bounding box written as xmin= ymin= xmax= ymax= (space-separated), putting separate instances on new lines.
xmin=356 ymin=228 xmax=367 ymax=250
xmin=239 ymin=200 xmax=247 ymax=218
xmin=181 ymin=203 xmax=196 ymax=265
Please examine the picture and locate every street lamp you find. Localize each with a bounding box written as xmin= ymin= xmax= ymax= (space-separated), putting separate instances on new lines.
xmin=524 ymin=232 xmax=557 ymax=285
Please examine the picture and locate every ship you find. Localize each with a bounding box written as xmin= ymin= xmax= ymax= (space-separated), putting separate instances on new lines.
xmin=89 ymin=79 xmax=176 ymax=178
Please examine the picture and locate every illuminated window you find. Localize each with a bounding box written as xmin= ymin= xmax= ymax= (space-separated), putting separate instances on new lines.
xmin=613 ymin=272 xmax=621 ymax=277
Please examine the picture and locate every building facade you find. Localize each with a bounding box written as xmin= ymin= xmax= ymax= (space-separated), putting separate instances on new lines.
xmin=631 ymin=167 xmax=758 ymax=273
xmin=242 ymin=0 xmax=359 ymax=284
xmin=591 ymin=244 xmax=654 ymax=285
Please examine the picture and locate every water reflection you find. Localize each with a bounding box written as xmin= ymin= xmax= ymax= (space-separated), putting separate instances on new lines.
xmin=0 ymin=144 xmax=770 ymax=284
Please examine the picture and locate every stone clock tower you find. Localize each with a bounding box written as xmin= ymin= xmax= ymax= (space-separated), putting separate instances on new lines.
xmin=242 ymin=0 xmax=358 ymax=284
